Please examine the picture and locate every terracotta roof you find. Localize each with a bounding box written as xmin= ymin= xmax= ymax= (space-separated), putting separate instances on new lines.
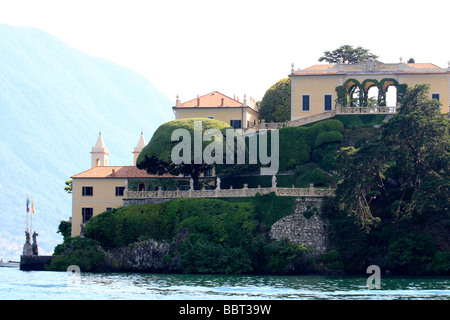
xmin=72 ymin=166 xmax=173 ymax=179
xmin=175 ymin=91 xmax=244 ymax=108
xmin=302 ymin=64 xmax=335 ymax=71
xmin=293 ymin=61 xmax=448 ymax=76
xmin=407 ymin=63 xmax=440 ymax=69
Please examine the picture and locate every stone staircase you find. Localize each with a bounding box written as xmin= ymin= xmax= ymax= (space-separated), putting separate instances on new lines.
xmin=287 ymin=110 xmax=337 ymax=127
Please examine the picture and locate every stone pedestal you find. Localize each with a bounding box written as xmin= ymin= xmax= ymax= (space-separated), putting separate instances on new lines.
xmin=22 ymin=231 xmax=32 ymax=256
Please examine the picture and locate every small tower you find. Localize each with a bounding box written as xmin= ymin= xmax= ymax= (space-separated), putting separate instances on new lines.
xmin=133 ymin=131 xmax=147 ymax=166
xmin=91 ymin=131 xmax=109 ymax=168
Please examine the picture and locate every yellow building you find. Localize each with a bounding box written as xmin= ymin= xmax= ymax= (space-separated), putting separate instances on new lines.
xmin=71 ymin=132 xmax=214 ymax=237
xmin=173 ymin=91 xmax=260 ymax=129
xmin=289 ymin=60 xmax=450 ymax=120
xmin=71 ymin=132 xmax=152 ymax=236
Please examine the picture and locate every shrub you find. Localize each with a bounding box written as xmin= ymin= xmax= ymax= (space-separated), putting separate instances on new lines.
xmin=315 ymin=131 xmax=343 ymax=147
xmin=311 ymin=168 xmax=326 ymax=186
xmin=48 ymin=237 xmax=105 ymax=272
xmin=431 ymin=252 xmax=450 ymax=275
xmin=180 ymin=238 xmax=253 ymax=274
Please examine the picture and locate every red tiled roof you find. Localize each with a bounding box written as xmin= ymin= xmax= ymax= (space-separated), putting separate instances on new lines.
xmin=294 ymin=62 xmax=447 ymax=76
xmin=72 ymin=166 xmax=173 ymax=179
xmin=175 ymin=91 xmax=244 ymax=108
xmin=407 ymin=63 xmax=440 ymax=69
xmin=302 ymin=64 xmax=335 ymax=71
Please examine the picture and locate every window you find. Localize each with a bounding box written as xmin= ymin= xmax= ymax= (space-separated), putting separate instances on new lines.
xmin=115 ymin=186 xmax=125 ymax=196
xmin=302 ymin=95 xmax=310 ymax=111
xmin=82 ymin=186 xmax=93 ymax=196
xmin=106 ymin=207 xmax=112 ymax=211
xmin=230 ymin=119 xmax=242 ymax=129
xmin=206 ymin=115 xmax=215 ymax=119
xmin=204 ymin=167 xmax=213 ymax=177
xmin=432 ymin=93 xmax=440 ymax=101
xmin=82 ymin=208 xmax=93 ymax=223
xmin=324 ymin=95 xmax=332 ymax=111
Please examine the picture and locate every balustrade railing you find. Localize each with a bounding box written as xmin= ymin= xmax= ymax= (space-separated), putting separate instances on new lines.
xmin=125 ymin=185 xmax=335 ymax=199
xmin=336 ymin=105 xmax=398 ymax=114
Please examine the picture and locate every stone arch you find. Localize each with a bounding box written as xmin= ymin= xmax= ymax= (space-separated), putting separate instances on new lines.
xmin=344 ymin=79 xmax=362 ymax=107
xmin=361 ymin=79 xmax=380 ymax=107
xmin=378 ymin=78 xmax=399 ymax=106
xmin=138 ymin=182 xmax=146 ymax=191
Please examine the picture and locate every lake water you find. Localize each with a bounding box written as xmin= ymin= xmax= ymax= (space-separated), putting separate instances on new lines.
xmin=0 ymin=267 xmax=448 ymax=300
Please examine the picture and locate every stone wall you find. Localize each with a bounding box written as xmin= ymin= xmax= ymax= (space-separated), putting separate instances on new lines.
xmin=20 ymin=255 xmax=55 ymax=271
xmin=270 ymin=197 xmax=329 ymax=256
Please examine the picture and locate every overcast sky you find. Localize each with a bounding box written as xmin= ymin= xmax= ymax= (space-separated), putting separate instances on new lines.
xmin=0 ymin=0 xmax=448 ymax=103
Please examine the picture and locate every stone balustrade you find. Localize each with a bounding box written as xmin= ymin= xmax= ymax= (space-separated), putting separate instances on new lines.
xmin=335 ymin=105 xmax=398 ymax=114
xmin=125 ymin=184 xmax=335 ymax=200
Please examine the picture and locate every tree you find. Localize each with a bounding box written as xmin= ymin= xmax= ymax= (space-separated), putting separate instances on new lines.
xmin=335 ymin=84 xmax=449 ymax=229
xmin=318 ymin=45 xmax=379 ymax=64
xmin=64 ymin=179 xmax=72 ymax=193
xmin=260 ymin=78 xmax=291 ymax=122
xmin=137 ymin=118 xmax=234 ymax=190
xmin=381 ymin=84 xmax=449 ymax=217
xmin=335 ymin=140 xmax=388 ymax=230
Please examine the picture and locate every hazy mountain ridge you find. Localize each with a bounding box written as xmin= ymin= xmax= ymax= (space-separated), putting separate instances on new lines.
xmin=0 ymin=24 xmax=173 ymax=259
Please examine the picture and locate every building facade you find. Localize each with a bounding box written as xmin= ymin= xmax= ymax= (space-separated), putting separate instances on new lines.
xmin=71 ymin=132 xmax=150 ymax=237
xmin=71 ymin=132 xmax=214 ymax=237
xmin=289 ymin=60 xmax=450 ymax=120
xmin=173 ymin=91 xmax=260 ymax=129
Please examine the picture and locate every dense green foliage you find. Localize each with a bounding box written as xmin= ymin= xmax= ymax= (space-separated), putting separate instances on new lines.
xmin=327 ymin=84 xmax=450 ymax=275
xmin=56 ymin=220 xmax=72 ymax=242
xmin=259 ymin=78 xmax=291 ymax=122
xmin=52 ymin=195 xmax=335 ymax=274
xmin=48 ymin=237 xmax=105 ymax=272
xmin=52 ymin=83 xmax=449 ymax=276
xmin=137 ymin=118 xmax=232 ymax=189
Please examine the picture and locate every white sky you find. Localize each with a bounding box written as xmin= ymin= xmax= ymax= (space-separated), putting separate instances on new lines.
xmin=0 ymin=0 xmax=448 ymax=103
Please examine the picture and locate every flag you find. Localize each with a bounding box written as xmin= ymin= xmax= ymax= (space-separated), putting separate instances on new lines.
xmin=31 ymin=197 xmax=35 ymax=214
xmin=26 ymin=195 xmax=30 ymax=213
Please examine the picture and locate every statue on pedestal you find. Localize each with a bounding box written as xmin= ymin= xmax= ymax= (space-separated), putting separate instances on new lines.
xmin=272 ymin=175 xmax=277 ymax=189
xmin=22 ymin=231 xmax=32 ymax=256
xmin=32 ymin=231 xmax=39 ymax=256
xmin=216 ymin=177 xmax=221 ymax=190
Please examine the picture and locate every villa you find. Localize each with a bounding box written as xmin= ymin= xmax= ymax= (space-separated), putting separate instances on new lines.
xmin=70 ymin=58 xmax=449 ymax=236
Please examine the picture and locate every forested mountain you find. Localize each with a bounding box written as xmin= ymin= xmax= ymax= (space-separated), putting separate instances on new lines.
xmin=0 ymin=24 xmax=172 ymax=259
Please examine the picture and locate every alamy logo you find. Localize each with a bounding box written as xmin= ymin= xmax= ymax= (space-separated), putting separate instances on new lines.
xmin=170 ymin=120 xmax=279 ymax=175
xmin=66 ymin=265 xmax=81 ymax=287
xmin=366 ymin=265 xmax=381 ymax=289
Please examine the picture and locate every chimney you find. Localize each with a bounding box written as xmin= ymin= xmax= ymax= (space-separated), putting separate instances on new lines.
xmin=112 ymin=169 xmax=116 ymax=176
xmin=176 ymin=94 xmax=181 ymax=107
xmin=220 ymin=98 xmax=224 ymax=106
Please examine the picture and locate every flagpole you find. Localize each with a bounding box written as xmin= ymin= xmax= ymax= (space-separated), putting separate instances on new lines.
xmin=30 ymin=197 xmax=33 ymax=235
xmin=26 ymin=194 xmax=29 ymax=232
xmin=31 ymin=197 xmax=34 ymax=235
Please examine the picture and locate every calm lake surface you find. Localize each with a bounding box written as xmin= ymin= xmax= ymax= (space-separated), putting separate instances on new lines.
xmin=0 ymin=267 xmax=448 ymax=300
